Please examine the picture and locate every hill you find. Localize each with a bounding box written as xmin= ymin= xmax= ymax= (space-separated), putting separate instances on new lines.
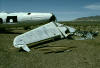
xmin=75 ymin=15 xmax=100 ymax=21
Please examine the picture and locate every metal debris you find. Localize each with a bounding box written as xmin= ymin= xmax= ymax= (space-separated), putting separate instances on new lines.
xmin=72 ymin=30 xmax=99 ymax=40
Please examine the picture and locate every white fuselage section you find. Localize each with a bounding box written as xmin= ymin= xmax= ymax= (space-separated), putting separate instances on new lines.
xmin=0 ymin=12 xmax=55 ymax=23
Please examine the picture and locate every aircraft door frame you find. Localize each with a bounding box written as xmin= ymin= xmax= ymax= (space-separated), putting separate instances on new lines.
xmin=6 ymin=16 xmax=18 ymax=23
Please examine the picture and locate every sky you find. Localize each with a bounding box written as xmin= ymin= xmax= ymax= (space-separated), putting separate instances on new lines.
xmin=0 ymin=0 xmax=100 ymax=21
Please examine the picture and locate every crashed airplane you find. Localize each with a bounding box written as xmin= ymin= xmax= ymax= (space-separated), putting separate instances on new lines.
xmin=0 ymin=12 xmax=56 ymax=23
xmin=13 ymin=13 xmax=98 ymax=52
xmin=0 ymin=12 xmax=56 ymax=29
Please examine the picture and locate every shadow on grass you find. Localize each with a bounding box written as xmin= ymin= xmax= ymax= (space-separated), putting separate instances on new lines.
xmin=43 ymin=46 xmax=76 ymax=54
xmin=19 ymin=38 xmax=76 ymax=54
xmin=19 ymin=37 xmax=62 ymax=52
xmin=0 ymin=30 xmax=22 ymax=34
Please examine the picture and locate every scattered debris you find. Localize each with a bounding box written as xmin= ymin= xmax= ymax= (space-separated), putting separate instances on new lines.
xmin=73 ymin=30 xmax=99 ymax=40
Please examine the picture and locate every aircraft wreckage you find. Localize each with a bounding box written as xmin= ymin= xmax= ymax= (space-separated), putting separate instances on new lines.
xmin=13 ymin=13 xmax=98 ymax=52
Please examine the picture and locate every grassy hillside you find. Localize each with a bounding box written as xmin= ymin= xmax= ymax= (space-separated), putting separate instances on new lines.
xmin=74 ymin=15 xmax=100 ymax=21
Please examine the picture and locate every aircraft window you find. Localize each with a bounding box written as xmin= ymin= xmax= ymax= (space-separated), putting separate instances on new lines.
xmin=28 ymin=13 xmax=31 ymax=15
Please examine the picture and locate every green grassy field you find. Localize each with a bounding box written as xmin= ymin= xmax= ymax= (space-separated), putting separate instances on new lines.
xmin=0 ymin=21 xmax=100 ymax=68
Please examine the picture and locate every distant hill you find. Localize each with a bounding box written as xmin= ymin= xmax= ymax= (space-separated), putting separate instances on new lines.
xmin=75 ymin=15 xmax=100 ymax=21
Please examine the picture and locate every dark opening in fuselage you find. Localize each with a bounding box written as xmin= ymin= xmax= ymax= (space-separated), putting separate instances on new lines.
xmin=0 ymin=18 xmax=3 ymax=24
xmin=6 ymin=16 xmax=18 ymax=23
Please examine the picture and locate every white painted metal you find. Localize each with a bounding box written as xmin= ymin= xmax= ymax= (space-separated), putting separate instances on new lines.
xmin=13 ymin=22 xmax=76 ymax=52
xmin=0 ymin=12 xmax=53 ymax=23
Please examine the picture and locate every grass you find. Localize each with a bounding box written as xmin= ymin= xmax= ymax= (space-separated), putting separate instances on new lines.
xmin=0 ymin=21 xmax=100 ymax=68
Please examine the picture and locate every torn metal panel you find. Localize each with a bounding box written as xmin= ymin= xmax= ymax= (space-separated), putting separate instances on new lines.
xmin=13 ymin=22 xmax=76 ymax=52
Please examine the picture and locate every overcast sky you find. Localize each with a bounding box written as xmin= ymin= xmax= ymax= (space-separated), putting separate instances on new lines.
xmin=0 ymin=0 xmax=100 ymax=21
